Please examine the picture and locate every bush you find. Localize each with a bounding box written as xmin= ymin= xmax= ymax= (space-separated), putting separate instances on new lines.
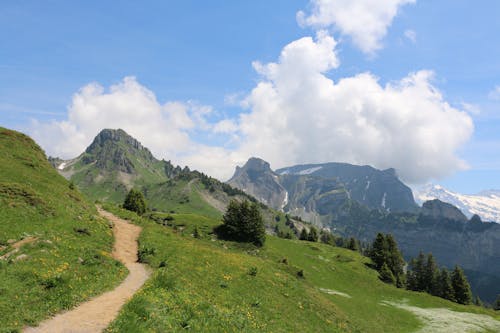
xmin=248 ymin=266 xmax=258 ymax=276
xmin=123 ymin=188 xmax=147 ymax=215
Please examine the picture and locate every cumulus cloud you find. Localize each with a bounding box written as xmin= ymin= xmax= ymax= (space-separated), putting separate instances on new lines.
xmin=297 ymin=0 xmax=416 ymax=54
xmin=28 ymin=76 xmax=234 ymax=178
xmin=232 ymin=32 xmax=473 ymax=183
xmin=29 ymin=17 xmax=474 ymax=184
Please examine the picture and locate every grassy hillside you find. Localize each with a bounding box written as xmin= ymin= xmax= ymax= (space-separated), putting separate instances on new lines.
xmin=0 ymin=128 xmax=126 ymax=332
xmin=103 ymin=204 xmax=500 ymax=332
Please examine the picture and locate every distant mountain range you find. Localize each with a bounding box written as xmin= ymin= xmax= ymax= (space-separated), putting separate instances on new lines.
xmin=228 ymin=157 xmax=500 ymax=303
xmin=228 ymin=158 xmax=418 ymax=226
xmin=414 ymin=184 xmax=500 ymax=223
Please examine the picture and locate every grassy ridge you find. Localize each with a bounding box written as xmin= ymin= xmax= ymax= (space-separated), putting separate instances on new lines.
xmin=103 ymin=205 xmax=500 ymax=332
xmin=0 ymin=128 xmax=126 ymax=332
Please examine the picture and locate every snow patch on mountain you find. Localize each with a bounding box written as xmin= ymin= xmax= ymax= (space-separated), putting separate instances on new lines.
xmin=414 ymin=184 xmax=500 ymax=223
xmin=297 ymin=166 xmax=322 ymax=175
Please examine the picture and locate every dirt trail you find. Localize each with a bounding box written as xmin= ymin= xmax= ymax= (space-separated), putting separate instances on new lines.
xmin=24 ymin=208 xmax=150 ymax=333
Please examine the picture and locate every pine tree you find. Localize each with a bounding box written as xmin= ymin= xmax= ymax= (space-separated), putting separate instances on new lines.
xmin=494 ymin=295 xmax=500 ymax=311
xmin=451 ymin=266 xmax=472 ymax=305
xmin=379 ymin=262 xmax=396 ymax=284
xmin=370 ymin=233 xmax=388 ymax=270
xmin=320 ymin=230 xmax=336 ymax=246
xmin=299 ymin=228 xmax=308 ymax=241
xmin=307 ymin=226 xmax=319 ymax=242
xmin=347 ymin=237 xmax=359 ymax=251
xmin=385 ymin=234 xmax=405 ymax=287
xmin=437 ymin=268 xmax=455 ymax=302
xmin=219 ymin=200 xmax=265 ymax=246
xmin=406 ymin=258 xmax=418 ymax=291
xmin=123 ymin=188 xmax=146 ymax=215
xmin=474 ymin=296 xmax=483 ymax=307
xmin=424 ymin=253 xmax=439 ymax=295
xmin=414 ymin=252 xmax=427 ymax=292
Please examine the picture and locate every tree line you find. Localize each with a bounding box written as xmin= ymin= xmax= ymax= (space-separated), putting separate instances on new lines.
xmin=369 ymin=232 xmax=474 ymax=305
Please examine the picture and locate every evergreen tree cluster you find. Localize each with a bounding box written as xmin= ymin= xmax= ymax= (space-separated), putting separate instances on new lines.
xmin=215 ymin=200 xmax=266 ymax=247
xmin=299 ymin=226 xmax=319 ymax=242
xmin=406 ymin=251 xmax=473 ymax=305
xmin=123 ymin=188 xmax=147 ymax=215
xmin=369 ymin=233 xmax=405 ymax=287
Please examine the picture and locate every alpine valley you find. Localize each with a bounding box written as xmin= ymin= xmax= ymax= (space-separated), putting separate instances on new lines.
xmin=2 ymin=127 xmax=500 ymax=332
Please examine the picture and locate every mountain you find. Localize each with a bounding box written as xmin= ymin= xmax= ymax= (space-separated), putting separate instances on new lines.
xmin=0 ymin=127 xmax=125 ymax=331
xmin=228 ymin=158 xmax=500 ymax=303
xmin=228 ymin=158 xmax=418 ymax=224
xmin=415 ymin=184 xmax=500 ymax=223
xmin=277 ymin=162 xmax=418 ymax=213
xmin=227 ymin=157 xmax=287 ymax=209
xmin=55 ymin=129 xmax=172 ymax=202
xmin=55 ymin=129 xmax=290 ymax=230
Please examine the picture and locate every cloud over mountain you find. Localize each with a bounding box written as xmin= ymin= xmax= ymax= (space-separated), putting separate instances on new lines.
xmin=28 ymin=0 xmax=473 ymax=183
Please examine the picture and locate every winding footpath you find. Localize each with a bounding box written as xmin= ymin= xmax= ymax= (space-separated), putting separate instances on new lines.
xmin=24 ymin=207 xmax=150 ymax=333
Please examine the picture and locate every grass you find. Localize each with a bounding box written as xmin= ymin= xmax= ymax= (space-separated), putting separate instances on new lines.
xmin=0 ymin=128 xmax=126 ymax=332
xmin=103 ymin=204 xmax=500 ymax=332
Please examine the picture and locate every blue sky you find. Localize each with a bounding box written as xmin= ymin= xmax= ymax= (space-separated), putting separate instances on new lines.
xmin=1 ymin=0 xmax=500 ymax=193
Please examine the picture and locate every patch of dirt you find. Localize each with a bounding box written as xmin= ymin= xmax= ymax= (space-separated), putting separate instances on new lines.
xmin=319 ymin=287 xmax=352 ymax=298
xmin=0 ymin=236 xmax=38 ymax=260
xmin=24 ymin=207 xmax=150 ymax=333
xmin=381 ymin=300 xmax=500 ymax=333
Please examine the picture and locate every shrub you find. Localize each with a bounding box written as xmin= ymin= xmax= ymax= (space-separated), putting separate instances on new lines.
xmin=248 ymin=266 xmax=258 ymax=276
xmin=123 ymin=188 xmax=147 ymax=215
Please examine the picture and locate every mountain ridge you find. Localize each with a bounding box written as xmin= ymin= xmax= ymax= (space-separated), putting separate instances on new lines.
xmin=415 ymin=184 xmax=500 ymax=223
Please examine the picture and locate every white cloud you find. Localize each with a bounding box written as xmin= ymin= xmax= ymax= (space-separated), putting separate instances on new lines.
xmin=29 ymin=32 xmax=474 ymax=184
xmin=404 ymin=29 xmax=417 ymax=43
xmin=297 ymin=0 xmax=416 ymax=54
xmin=28 ymin=76 xmax=233 ymax=178
xmin=488 ymin=86 xmax=500 ymax=100
xmin=461 ymin=102 xmax=480 ymax=115
xmin=232 ymin=32 xmax=473 ymax=183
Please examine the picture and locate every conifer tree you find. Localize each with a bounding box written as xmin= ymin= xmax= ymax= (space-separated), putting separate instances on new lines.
xmin=299 ymin=228 xmax=308 ymax=241
xmin=437 ymin=268 xmax=455 ymax=302
xmin=347 ymin=237 xmax=359 ymax=251
xmin=494 ymin=295 xmax=500 ymax=311
xmin=474 ymin=296 xmax=483 ymax=307
xmin=414 ymin=252 xmax=427 ymax=292
xmin=307 ymin=226 xmax=319 ymax=242
xmin=219 ymin=200 xmax=265 ymax=246
xmin=370 ymin=233 xmax=388 ymax=270
xmin=379 ymin=262 xmax=396 ymax=284
xmin=424 ymin=253 xmax=439 ymax=295
xmin=451 ymin=266 xmax=472 ymax=305
xmin=320 ymin=230 xmax=336 ymax=246
xmin=406 ymin=258 xmax=418 ymax=291
xmin=385 ymin=234 xmax=405 ymax=286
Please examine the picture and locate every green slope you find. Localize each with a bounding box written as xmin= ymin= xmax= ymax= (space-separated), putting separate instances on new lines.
xmin=0 ymin=128 xmax=126 ymax=332
xmin=103 ymin=205 xmax=500 ymax=333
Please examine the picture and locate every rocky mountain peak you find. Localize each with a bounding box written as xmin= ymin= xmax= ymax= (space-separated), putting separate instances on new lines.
xmin=86 ymin=129 xmax=146 ymax=154
xmin=228 ymin=157 xmax=287 ymax=209
xmin=421 ymin=199 xmax=468 ymax=223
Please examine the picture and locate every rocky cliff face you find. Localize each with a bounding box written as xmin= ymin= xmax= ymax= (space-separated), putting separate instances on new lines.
xmin=277 ymin=162 xmax=418 ymax=213
xmin=228 ymin=158 xmax=418 ymax=217
xmin=227 ymin=157 xmax=288 ymax=209
xmin=421 ymin=199 xmax=468 ymax=222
